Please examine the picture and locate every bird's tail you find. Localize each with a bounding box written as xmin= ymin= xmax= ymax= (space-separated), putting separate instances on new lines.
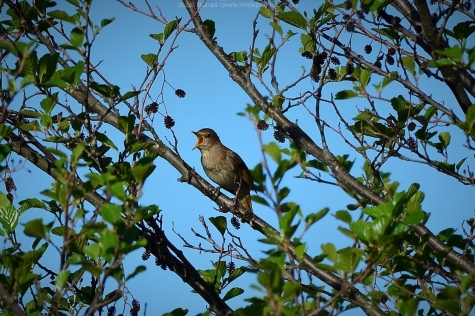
xmin=240 ymin=195 xmax=253 ymax=213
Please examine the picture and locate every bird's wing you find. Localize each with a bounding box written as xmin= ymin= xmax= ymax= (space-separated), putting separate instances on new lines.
xmin=227 ymin=149 xmax=254 ymax=191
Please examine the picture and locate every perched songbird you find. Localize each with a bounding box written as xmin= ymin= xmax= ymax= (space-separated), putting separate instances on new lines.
xmin=193 ymin=128 xmax=254 ymax=212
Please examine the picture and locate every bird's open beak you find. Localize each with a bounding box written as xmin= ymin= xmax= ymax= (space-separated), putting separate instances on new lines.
xmin=192 ymin=131 xmax=203 ymax=150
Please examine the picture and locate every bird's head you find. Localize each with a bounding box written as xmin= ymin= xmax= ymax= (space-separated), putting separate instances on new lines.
xmin=192 ymin=128 xmax=221 ymax=150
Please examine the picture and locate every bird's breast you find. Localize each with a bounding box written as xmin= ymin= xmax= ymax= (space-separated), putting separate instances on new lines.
xmin=201 ymin=147 xmax=239 ymax=193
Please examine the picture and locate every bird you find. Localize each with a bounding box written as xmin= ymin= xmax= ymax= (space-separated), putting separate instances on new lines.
xmin=192 ymin=128 xmax=254 ymax=213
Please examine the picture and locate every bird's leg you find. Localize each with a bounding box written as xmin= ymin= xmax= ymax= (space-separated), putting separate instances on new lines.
xmin=232 ymin=177 xmax=243 ymax=209
xmin=211 ymin=186 xmax=221 ymax=200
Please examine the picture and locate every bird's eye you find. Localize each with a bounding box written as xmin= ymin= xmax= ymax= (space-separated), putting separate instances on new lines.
xmin=206 ymin=133 xmax=211 ymax=137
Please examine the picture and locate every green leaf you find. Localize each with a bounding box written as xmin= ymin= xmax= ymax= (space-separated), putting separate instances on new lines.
xmin=38 ymin=53 xmax=59 ymax=84
xmin=321 ymin=243 xmax=337 ymax=262
xmin=95 ymin=132 xmax=118 ymax=151
xmin=403 ymin=210 xmax=424 ymax=225
xmin=51 ymin=226 xmax=76 ymax=237
xmin=55 ymin=269 xmax=70 ymax=292
xmin=278 ymin=187 xmax=290 ymax=201
xmin=277 ymin=11 xmax=307 ymax=30
xmin=0 ymin=205 xmax=19 ymax=232
xmin=120 ymin=90 xmax=141 ymax=102
xmin=335 ymin=90 xmax=358 ymax=99
xmin=259 ymin=6 xmax=273 ymax=18
xmin=305 ymin=207 xmax=329 ymax=226
xmin=372 ymin=27 xmax=400 ymax=40
xmin=259 ymin=44 xmax=276 ymax=73
xmin=263 ymin=142 xmax=281 ymax=163
xmin=401 ymin=56 xmax=416 ymax=76
xmin=71 ymin=142 xmax=85 ymax=164
xmin=453 ymin=21 xmax=475 ymax=40
xmin=163 ymin=308 xmax=189 ymax=316
xmin=126 ymin=265 xmax=146 ymax=281
xmin=24 ymin=218 xmax=46 ymax=238
xmin=223 ymin=287 xmax=244 ymax=301
xmin=458 ymin=105 xmax=475 ymax=136
xmin=118 ymin=115 xmax=136 ymax=134
xmin=427 ymin=58 xmax=456 ymax=67
xmin=252 ymin=195 xmax=269 ymax=206
xmin=435 ymin=46 xmax=462 ymax=60
xmin=90 ymin=82 xmax=120 ymax=98
xmin=48 ymin=10 xmax=76 ymax=24
xmin=141 ymin=53 xmax=158 ymax=68
xmin=149 ymin=33 xmax=164 ymax=44
xmin=107 ymin=182 xmax=127 ymax=201
xmin=456 ymin=157 xmax=467 ymax=172
xmin=359 ymin=69 xmax=371 ymax=87
xmin=203 ymin=19 xmax=216 ymax=38
xmin=269 ymin=22 xmax=283 ymax=36
xmin=438 ymin=132 xmax=451 ymax=148
xmin=100 ymin=17 xmax=115 ymax=28
xmin=334 ymin=210 xmax=352 ymax=224
xmin=0 ymin=124 xmax=13 ymax=140
xmin=226 ymin=266 xmax=245 ymax=284
xmin=70 ymin=27 xmax=84 ymax=48
xmin=406 ymin=183 xmax=420 ymax=200
xmin=0 ymin=40 xmax=19 ymax=56
xmin=101 ymin=203 xmax=122 ymax=224
xmin=209 ymin=216 xmax=227 ymax=236
xmin=83 ymin=243 xmax=101 ymax=260
xmin=163 ymin=18 xmax=181 ymax=41
xmin=131 ymin=164 xmax=156 ymax=185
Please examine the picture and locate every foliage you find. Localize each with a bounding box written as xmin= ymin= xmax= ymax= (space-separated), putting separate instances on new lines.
xmin=0 ymin=0 xmax=475 ymax=315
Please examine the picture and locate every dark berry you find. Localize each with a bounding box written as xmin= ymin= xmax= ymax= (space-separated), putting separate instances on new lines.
xmin=145 ymin=102 xmax=159 ymax=115
xmin=175 ymin=89 xmax=186 ymax=98
xmin=257 ymin=120 xmax=269 ymax=130
xmin=344 ymin=0 xmax=352 ymax=10
xmin=318 ymin=51 xmax=328 ymax=62
xmin=310 ymin=64 xmax=321 ymax=81
xmin=5 ymin=177 xmax=16 ymax=192
xmin=408 ymin=122 xmax=416 ymax=131
xmin=301 ymin=51 xmax=313 ymax=59
xmin=414 ymin=115 xmax=428 ymax=125
xmin=388 ymin=47 xmax=396 ymax=56
xmin=346 ymin=21 xmax=355 ymax=32
xmin=415 ymin=25 xmax=422 ymax=33
xmin=346 ymin=62 xmax=354 ymax=74
xmin=364 ymin=45 xmax=372 ymax=54
xmin=386 ymin=55 xmax=395 ymax=65
xmin=231 ymin=216 xmax=241 ymax=229
xmin=407 ymin=137 xmax=417 ymax=150
xmin=374 ymin=60 xmax=382 ymax=69
xmin=164 ymin=116 xmax=175 ymax=129
xmin=292 ymin=0 xmax=299 ymax=3
xmin=6 ymin=193 xmax=13 ymax=204
xmin=328 ymin=68 xmax=337 ymax=80
xmin=107 ymin=306 xmax=116 ymax=316
xmin=142 ymin=250 xmax=151 ymax=261
xmin=274 ymin=130 xmax=286 ymax=143
xmin=331 ymin=56 xmax=341 ymax=65
xmin=361 ymin=3 xmax=369 ymax=14
xmin=380 ymin=295 xmax=388 ymax=304
xmin=227 ymin=261 xmax=236 ymax=274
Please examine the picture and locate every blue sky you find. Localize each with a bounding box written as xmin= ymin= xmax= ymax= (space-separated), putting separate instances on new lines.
xmin=3 ymin=0 xmax=475 ymax=314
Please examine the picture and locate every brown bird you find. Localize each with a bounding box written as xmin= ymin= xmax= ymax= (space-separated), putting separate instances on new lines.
xmin=193 ymin=128 xmax=254 ymax=212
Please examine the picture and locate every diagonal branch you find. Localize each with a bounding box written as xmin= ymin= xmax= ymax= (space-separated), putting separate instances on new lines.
xmin=7 ymin=131 xmax=234 ymax=316
xmin=180 ymin=0 xmax=475 ymax=286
